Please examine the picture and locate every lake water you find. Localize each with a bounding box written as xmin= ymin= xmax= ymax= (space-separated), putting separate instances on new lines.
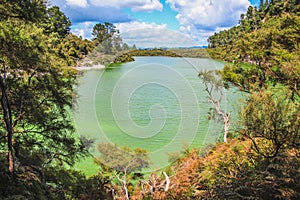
xmin=73 ymin=57 xmax=241 ymax=174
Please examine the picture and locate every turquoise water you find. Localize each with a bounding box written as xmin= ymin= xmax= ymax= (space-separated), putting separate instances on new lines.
xmin=73 ymin=57 xmax=241 ymax=174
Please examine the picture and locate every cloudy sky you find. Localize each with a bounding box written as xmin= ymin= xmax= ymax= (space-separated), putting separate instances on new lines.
xmin=50 ymin=0 xmax=259 ymax=47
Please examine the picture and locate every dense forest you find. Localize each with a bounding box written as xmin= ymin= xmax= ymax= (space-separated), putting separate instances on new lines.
xmin=0 ymin=1 xmax=109 ymax=199
xmin=0 ymin=0 xmax=299 ymax=199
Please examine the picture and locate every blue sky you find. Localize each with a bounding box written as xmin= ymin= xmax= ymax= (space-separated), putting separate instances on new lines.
xmin=51 ymin=0 xmax=260 ymax=47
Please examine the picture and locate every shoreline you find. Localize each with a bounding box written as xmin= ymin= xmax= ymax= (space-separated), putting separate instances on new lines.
xmin=74 ymin=64 xmax=106 ymax=71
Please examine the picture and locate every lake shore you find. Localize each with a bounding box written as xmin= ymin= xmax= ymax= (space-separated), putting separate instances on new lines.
xmin=74 ymin=64 xmax=106 ymax=71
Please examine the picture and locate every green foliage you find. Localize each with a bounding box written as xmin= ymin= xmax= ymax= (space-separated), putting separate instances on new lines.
xmin=0 ymin=18 xmax=87 ymax=165
xmin=113 ymin=53 xmax=135 ymax=63
xmin=0 ymin=1 xmax=97 ymax=199
xmin=0 ymin=0 xmax=48 ymax=23
xmin=0 ymin=158 xmax=112 ymax=199
xmin=84 ymin=47 xmax=181 ymax=66
xmin=42 ymin=6 xmax=95 ymax=67
xmin=208 ymin=0 xmax=300 ymax=54
xmin=127 ymin=48 xmax=180 ymax=57
xmin=43 ymin=6 xmax=71 ymax=38
xmin=95 ymin=143 xmax=150 ymax=199
xmin=57 ymin=34 xmax=95 ymax=66
xmin=92 ymin=22 xmax=116 ymax=44
xmin=44 ymin=167 xmax=112 ymax=199
xmin=96 ymin=143 xmax=149 ymax=173
xmin=221 ymin=63 xmax=266 ymax=92
xmin=80 ymin=22 xmax=133 ymax=65
xmin=210 ymin=0 xmax=300 ymax=97
xmin=241 ymin=86 xmax=300 ymax=158
xmin=168 ymin=48 xmax=210 ymax=58
xmin=112 ymin=48 xmax=191 ymax=64
xmin=1 ymin=1 xmax=299 ymax=199
xmin=92 ymin=22 xmax=121 ymax=54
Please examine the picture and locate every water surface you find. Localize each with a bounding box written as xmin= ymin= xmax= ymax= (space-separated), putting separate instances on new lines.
xmin=74 ymin=57 xmax=241 ymax=174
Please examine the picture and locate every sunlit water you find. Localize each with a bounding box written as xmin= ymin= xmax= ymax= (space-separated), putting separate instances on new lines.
xmin=73 ymin=57 xmax=242 ymax=175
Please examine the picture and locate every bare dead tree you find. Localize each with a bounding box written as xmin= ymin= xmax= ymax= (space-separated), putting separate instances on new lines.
xmin=162 ymin=171 xmax=170 ymax=192
xmin=115 ymin=172 xmax=129 ymax=200
xmin=140 ymin=171 xmax=172 ymax=198
xmin=97 ymin=143 xmax=150 ymax=200
xmin=114 ymin=158 xmax=137 ymax=200
xmin=199 ymin=70 xmax=231 ymax=143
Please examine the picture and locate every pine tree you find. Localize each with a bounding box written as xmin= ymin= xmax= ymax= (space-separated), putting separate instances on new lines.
xmin=260 ymin=0 xmax=265 ymax=11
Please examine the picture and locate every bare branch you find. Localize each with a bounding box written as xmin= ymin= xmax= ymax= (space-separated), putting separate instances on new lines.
xmin=163 ymin=171 xmax=170 ymax=192
xmin=199 ymin=70 xmax=231 ymax=142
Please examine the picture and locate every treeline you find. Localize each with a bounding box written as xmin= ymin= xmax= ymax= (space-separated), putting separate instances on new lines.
xmin=113 ymin=48 xmax=179 ymax=64
xmin=207 ymin=0 xmax=299 ymax=97
xmin=168 ymin=48 xmax=210 ymax=58
xmin=208 ymin=0 xmax=299 ymax=60
xmin=127 ymin=48 xmax=179 ymax=57
xmin=114 ymin=48 xmax=211 ymax=64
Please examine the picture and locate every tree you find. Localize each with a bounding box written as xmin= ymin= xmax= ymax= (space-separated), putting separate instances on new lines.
xmin=0 ymin=0 xmax=47 ymax=23
xmin=0 ymin=19 xmax=86 ymax=175
xmin=260 ymin=0 xmax=267 ymax=11
xmin=241 ymin=86 xmax=299 ymax=158
xmin=57 ymin=34 xmax=95 ymax=66
xmin=122 ymin=43 xmax=129 ymax=50
xmin=0 ymin=63 xmax=14 ymax=173
xmin=112 ymin=31 xmax=123 ymax=52
xmin=265 ymin=0 xmax=269 ymax=8
xmin=92 ymin=22 xmax=119 ymax=54
xmin=92 ymin=23 xmax=107 ymax=44
xmin=199 ymin=70 xmax=231 ymax=143
xmin=44 ymin=6 xmax=71 ymax=37
xmin=218 ymin=13 xmax=300 ymax=98
xmin=92 ymin=22 xmax=116 ymax=43
xmin=0 ymin=1 xmax=98 ymax=198
xmin=95 ymin=143 xmax=149 ymax=200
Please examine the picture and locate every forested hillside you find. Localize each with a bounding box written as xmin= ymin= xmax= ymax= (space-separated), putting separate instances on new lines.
xmin=208 ymin=0 xmax=299 ymax=96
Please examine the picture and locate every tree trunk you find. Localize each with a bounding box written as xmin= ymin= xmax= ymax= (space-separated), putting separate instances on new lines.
xmin=163 ymin=172 xmax=170 ymax=192
xmin=116 ymin=172 xmax=129 ymax=200
xmin=202 ymin=73 xmax=231 ymax=143
xmin=223 ymin=114 xmax=230 ymax=143
xmin=0 ymin=73 xmax=14 ymax=173
xmin=123 ymin=170 xmax=129 ymax=200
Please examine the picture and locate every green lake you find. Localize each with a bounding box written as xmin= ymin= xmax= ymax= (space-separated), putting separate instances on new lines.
xmin=73 ymin=56 xmax=242 ymax=175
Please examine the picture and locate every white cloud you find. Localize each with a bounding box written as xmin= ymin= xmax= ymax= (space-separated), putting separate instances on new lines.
xmin=116 ymin=21 xmax=198 ymax=48
xmin=90 ymin=0 xmax=163 ymax=12
xmin=63 ymin=0 xmax=252 ymax=46
xmin=72 ymin=21 xmax=95 ymax=39
xmin=167 ymin=0 xmax=249 ymax=28
xmin=116 ymin=21 xmax=167 ymax=32
xmin=166 ymin=0 xmax=250 ymax=43
xmin=66 ymin=0 xmax=88 ymax=7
